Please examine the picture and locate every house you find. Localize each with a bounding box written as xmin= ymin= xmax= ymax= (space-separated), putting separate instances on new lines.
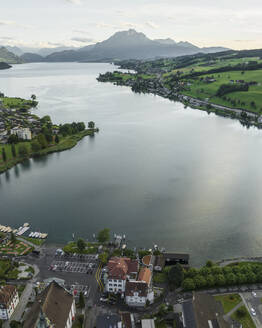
xmin=182 ymin=293 xmax=230 ymax=328
xmin=23 ymin=281 xmax=76 ymax=328
xmin=96 ymin=314 xmax=122 ymax=328
xmin=0 ymin=285 xmax=19 ymax=320
xmin=137 ymin=267 xmax=154 ymax=304
xmin=10 ymin=127 xmax=32 ymax=140
xmin=121 ymin=312 xmax=135 ymax=328
xmin=141 ymin=319 xmax=155 ymax=328
xmin=105 ymin=257 xmax=139 ymax=295
xmin=125 ymin=281 xmax=148 ymax=307
xmin=163 ymin=253 xmax=189 ymax=266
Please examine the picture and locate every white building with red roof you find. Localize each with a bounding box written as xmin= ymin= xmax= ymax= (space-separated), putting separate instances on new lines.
xmin=105 ymin=257 xmax=139 ymax=295
xmin=0 ymin=285 xmax=19 ymax=320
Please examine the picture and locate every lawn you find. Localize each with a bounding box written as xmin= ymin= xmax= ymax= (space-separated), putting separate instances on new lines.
xmin=21 ymin=237 xmax=45 ymax=246
xmin=153 ymin=272 xmax=168 ymax=284
xmin=231 ymin=306 xmax=256 ymax=328
xmin=63 ymin=241 xmax=98 ymax=254
xmin=0 ymin=259 xmax=19 ymax=280
xmin=181 ymin=69 xmax=262 ymax=113
xmin=215 ymin=294 xmax=242 ymax=314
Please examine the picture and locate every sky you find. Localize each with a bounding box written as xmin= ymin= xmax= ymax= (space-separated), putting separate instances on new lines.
xmin=1 ymin=0 xmax=262 ymax=50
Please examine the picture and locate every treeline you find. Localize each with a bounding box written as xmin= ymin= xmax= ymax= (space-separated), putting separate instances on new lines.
xmin=216 ymin=83 xmax=249 ymax=97
xmin=181 ymin=261 xmax=262 ymax=291
xmin=59 ymin=122 xmax=86 ymax=137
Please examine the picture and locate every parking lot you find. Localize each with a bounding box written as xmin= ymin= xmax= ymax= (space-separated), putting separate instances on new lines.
xmin=65 ymin=283 xmax=90 ymax=298
xmin=50 ymin=260 xmax=97 ymax=273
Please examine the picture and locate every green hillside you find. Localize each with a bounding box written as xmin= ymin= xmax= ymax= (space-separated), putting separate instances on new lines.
xmin=0 ymin=47 xmax=23 ymax=64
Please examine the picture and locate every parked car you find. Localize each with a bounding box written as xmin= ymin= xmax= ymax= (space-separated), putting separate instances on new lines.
xmin=252 ymin=291 xmax=257 ymax=297
xmin=251 ymin=307 xmax=256 ymax=316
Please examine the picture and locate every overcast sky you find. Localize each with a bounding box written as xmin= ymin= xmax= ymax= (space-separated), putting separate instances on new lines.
xmin=1 ymin=0 xmax=262 ymax=50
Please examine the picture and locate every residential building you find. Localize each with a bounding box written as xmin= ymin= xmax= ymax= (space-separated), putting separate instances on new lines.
xmin=10 ymin=127 xmax=32 ymax=140
xmin=0 ymin=285 xmax=19 ymax=320
xmin=182 ymin=293 xmax=230 ymax=328
xmin=105 ymin=257 xmax=139 ymax=295
xmin=125 ymin=281 xmax=148 ymax=307
xmin=121 ymin=312 xmax=135 ymax=328
xmin=138 ymin=267 xmax=154 ymax=304
xmin=23 ymin=281 xmax=76 ymax=328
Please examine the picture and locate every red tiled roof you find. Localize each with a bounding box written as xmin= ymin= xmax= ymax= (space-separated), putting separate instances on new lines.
xmin=0 ymin=285 xmax=17 ymax=306
xmin=138 ymin=267 xmax=151 ymax=286
xmin=125 ymin=281 xmax=147 ymax=297
xmin=108 ymin=257 xmax=138 ymax=280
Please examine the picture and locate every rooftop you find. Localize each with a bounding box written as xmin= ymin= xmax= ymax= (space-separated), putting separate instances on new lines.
xmin=108 ymin=257 xmax=139 ymax=280
xmin=125 ymin=281 xmax=148 ymax=297
xmin=0 ymin=285 xmax=17 ymax=306
xmin=23 ymin=281 xmax=74 ymax=328
xmin=138 ymin=267 xmax=151 ymax=285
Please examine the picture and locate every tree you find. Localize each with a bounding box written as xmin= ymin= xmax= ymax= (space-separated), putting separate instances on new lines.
xmin=1 ymin=148 xmax=6 ymax=162
xmin=10 ymin=232 xmax=16 ymax=244
xmin=236 ymin=308 xmax=246 ymax=318
xmin=37 ymin=134 xmax=48 ymax=149
xmin=77 ymin=238 xmax=86 ymax=253
xmin=78 ymin=291 xmax=85 ymax=309
xmin=206 ymin=260 xmax=214 ymax=268
xmin=45 ymin=134 xmax=53 ymax=144
xmin=55 ymin=134 xmax=60 ymax=144
xmin=193 ymin=275 xmax=207 ymax=289
xmin=31 ymin=141 xmax=41 ymax=153
xmin=8 ymin=134 xmax=18 ymax=144
xmin=88 ymin=121 xmax=95 ymax=129
xmin=18 ymin=144 xmax=28 ymax=158
xmin=182 ymin=278 xmax=195 ymax=291
xmin=97 ymin=228 xmax=110 ymax=243
xmin=78 ymin=314 xmax=84 ymax=326
xmin=168 ymin=264 xmax=184 ymax=287
xmin=31 ymin=94 xmax=36 ymax=101
xmin=99 ymin=252 xmax=109 ymax=265
xmin=11 ymin=144 xmax=16 ymax=158
xmin=10 ymin=321 xmax=22 ymax=328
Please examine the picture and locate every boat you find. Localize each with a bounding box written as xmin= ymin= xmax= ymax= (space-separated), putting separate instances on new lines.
xmin=23 ymin=223 xmax=29 ymax=227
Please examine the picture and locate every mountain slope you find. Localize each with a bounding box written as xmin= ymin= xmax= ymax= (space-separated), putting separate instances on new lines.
xmin=20 ymin=53 xmax=44 ymax=63
xmin=42 ymin=29 xmax=229 ymax=63
xmin=0 ymin=47 xmax=23 ymax=64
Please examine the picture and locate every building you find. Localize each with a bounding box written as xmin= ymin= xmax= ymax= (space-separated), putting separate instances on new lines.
xmin=23 ymin=281 xmax=76 ymax=328
xmin=105 ymin=257 xmax=139 ymax=295
xmin=125 ymin=281 xmax=148 ymax=307
xmin=121 ymin=312 xmax=135 ymax=328
xmin=163 ymin=253 xmax=189 ymax=266
xmin=182 ymin=293 xmax=230 ymax=328
xmin=10 ymin=127 xmax=32 ymax=140
xmin=0 ymin=285 xmax=19 ymax=320
xmin=153 ymin=255 xmax=165 ymax=271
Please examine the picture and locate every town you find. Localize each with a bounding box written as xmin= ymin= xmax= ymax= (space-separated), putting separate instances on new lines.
xmin=0 ymin=226 xmax=261 ymax=328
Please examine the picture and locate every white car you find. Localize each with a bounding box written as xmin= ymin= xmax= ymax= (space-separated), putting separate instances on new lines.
xmin=251 ymin=307 xmax=256 ymax=316
xmin=252 ymin=291 xmax=257 ymax=297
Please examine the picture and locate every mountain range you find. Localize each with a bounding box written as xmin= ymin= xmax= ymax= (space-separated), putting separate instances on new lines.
xmin=1 ymin=29 xmax=229 ymax=64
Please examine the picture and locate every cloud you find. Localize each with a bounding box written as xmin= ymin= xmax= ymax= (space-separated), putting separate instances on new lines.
xmin=71 ymin=37 xmax=95 ymax=43
xmin=0 ymin=36 xmax=14 ymax=40
xmin=0 ymin=20 xmax=16 ymax=26
xmin=145 ymin=21 xmax=159 ymax=29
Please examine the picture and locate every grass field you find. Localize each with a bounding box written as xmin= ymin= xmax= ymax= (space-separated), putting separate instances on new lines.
xmin=215 ymin=294 xmax=242 ymax=314
xmin=0 ymin=130 xmax=93 ymax=174
xmin=0 ymin=97 xmax=36 ymax=109
xmin=231 ymin=305 xmax=256 ymax=328
xmin=180 ymin=69 xmax=262 ymax=113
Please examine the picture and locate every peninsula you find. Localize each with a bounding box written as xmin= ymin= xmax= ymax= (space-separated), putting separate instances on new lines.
xmin=0 ymin=93 xmax=98 ymax=174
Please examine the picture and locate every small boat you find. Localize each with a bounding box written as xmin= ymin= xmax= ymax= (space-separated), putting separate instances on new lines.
xmin=24 ymin=223 xmax=29 ymax=227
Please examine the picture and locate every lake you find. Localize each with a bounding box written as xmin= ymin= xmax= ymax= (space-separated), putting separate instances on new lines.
xmin=1 ymin=62 xmax=262 ymax=266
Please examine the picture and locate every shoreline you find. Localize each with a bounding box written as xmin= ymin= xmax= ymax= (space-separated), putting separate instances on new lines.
xmin=98 ymin=73 xmax=260 ymax=128
xmin=0 ymin=128 xmax=98 ymax=175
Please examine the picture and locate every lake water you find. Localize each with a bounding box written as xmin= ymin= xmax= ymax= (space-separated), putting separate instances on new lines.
xmin=1 ymin=62 xmax=262 ymax=266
